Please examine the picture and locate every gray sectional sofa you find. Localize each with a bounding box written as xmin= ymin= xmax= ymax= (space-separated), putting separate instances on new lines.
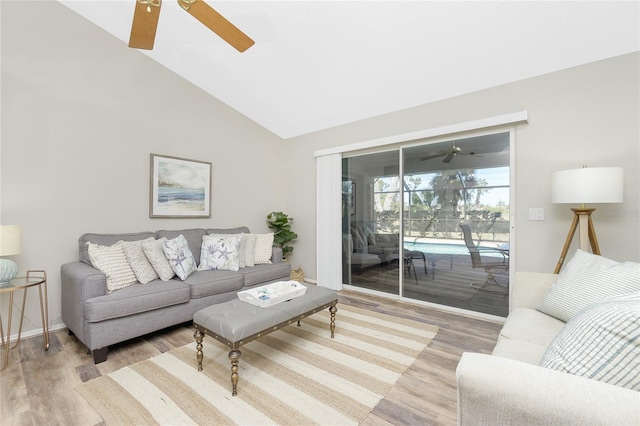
xmin=61 ymin=227 xmax=291 ymax=363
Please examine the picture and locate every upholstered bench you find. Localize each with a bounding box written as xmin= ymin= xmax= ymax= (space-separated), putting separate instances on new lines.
xmin=193 ymin=283 xmax=338 ymax=395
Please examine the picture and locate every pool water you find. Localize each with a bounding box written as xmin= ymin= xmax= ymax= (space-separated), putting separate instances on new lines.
xmin=404 ymin=241 xmax=504 ymax=257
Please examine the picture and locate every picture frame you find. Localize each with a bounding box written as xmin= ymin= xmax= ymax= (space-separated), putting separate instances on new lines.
xmin=342 ymin=179 xmax=356 ymax=216
xmin=150 ymin=154 xmax=211 ymax=218
xmin=350 ymin=182 xmax=356 ymax=216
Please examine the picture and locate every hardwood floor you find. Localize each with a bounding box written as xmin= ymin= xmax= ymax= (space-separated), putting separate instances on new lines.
xmin=1 ymin=290 xmax=502 ymax=425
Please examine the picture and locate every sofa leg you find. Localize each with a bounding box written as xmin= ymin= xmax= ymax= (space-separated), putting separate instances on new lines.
xmin=92 ymin=347 xmax=108 ymax=364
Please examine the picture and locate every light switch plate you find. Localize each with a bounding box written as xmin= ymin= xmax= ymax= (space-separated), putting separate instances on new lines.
xmin=528 ymin=208 xmax=544 ymax=221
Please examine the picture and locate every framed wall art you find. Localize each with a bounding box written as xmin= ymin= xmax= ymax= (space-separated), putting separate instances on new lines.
xmin=150 ymin=154 xmax=212 ymax=218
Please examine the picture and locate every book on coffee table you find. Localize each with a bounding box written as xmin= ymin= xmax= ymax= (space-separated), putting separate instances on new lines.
xmin=238 ymin=280 xmax=307 ymax=308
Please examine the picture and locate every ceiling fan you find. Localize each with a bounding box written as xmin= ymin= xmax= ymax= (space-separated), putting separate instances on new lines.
xmin=128 ymin=0 xmax=255 ymax=52
xmin=420 ymin=143 xmax=464 ymax=164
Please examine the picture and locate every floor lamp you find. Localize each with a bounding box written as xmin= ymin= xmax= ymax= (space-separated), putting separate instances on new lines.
xmin=551 ymin=166 xmax=623 ymax=274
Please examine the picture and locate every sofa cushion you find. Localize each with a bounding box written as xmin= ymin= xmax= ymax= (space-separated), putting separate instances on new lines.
xmin=207 ymin=227 xmax=250 ymax=235
xmin=198 ymin=234 xmax=242 ymax=272
xmin=499 ymin=308 xmax=565 ymax=348
xmin=79 ymin=232 xmax=156 ymax=265
xmin=242 ymin=262 xmax=292 ymax=287
xmin=163 ymin=234 xmax=198 ymax=280
xmin=87 ymin=242 xmax=138 ymax=293
xmin=121 ymin=238 xmax=159 ymax=284
xmin=156 ymin=229 xmax=206 ymax=264
xmin=540 ymin=293 xmax=640 ymax=391
xmin=84 ymin=280 xmax=190 ymax=322
xmin=537 ymin=250 xmax=640 ymax=322
xmin=492 ymin=338 xmax=548 ymax=365
xmin=184 ymin=270 xmax=244 ymax=298
xmin=142 ymin=238 xmax=175 ymax=281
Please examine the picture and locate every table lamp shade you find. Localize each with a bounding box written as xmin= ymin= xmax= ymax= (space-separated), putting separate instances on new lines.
xmin=0 ymin=225 xmax=22 ymax=285
xmin=0 ymin=225 xmax=22 ymax=256
xmin=551 ymin=167 xmax=624 ymax=204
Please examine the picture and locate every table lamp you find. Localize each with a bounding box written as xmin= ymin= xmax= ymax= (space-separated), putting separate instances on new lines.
xmin=551 ymin=166 xmax=623 ymax=273
xmin=0 ymin=225 xmax=22 ymax=285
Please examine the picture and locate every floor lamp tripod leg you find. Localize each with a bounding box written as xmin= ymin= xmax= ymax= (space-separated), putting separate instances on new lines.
xmin=587 ymin=216 xmax=601 ymax=255
xmin=554 ymin=213 xmax=580 ymax=274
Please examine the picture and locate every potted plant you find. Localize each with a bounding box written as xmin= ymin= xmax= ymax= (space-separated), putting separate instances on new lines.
xmin=267 ymin=211 xmax=298 ymax=260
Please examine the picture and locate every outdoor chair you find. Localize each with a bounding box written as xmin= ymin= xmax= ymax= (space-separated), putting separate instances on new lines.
xmin=459 ymin=224 xmax=509 ymax=291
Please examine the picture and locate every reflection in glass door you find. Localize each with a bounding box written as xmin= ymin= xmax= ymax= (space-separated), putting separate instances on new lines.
xmin=342 ymin=152 xmax=400 ymax=296
xmin=343 ymin=133 xmax=511 ymax=317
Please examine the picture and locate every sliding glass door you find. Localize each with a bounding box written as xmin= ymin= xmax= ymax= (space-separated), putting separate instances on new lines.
xmin=342 ymin=132 xmax=511 ymax=317
xmin=342 ymin=151 xmax=400 ymax=295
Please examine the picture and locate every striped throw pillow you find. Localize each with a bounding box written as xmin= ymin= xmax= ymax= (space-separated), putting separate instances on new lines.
xmin=540 ymin=293 xmax=640 ymax=390
xmin=536 ymin=250 xmax=640 ymax=322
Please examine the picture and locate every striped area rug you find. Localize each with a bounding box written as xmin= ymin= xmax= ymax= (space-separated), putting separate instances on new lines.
xmin=76 ymin=304 xmax=438 ymax=425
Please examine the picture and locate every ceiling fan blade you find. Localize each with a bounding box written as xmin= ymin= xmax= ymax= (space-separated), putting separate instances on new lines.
xmin=129 ymin=0 xmax=162 ymax=50
xmin=443 ymin=152 xmax=456 ymax=163
xmin=420 ymin=153 xmax=447 ymax=161
xmin=179 ymin=0 xmax=255 ymax=52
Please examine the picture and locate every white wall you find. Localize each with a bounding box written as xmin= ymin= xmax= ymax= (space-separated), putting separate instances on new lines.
xmin=285 ymin=52 xmax=639 ymax=285
xmin=1 ymin=1 xmax=286 ymax=334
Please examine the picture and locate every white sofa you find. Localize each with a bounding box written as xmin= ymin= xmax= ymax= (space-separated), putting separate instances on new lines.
xmin=456 ymin=271 xmax=640 ymax=425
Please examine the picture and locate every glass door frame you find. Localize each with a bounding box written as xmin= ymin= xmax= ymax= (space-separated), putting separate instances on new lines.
xmin=340 ymin=127 xmax=517 ymax=321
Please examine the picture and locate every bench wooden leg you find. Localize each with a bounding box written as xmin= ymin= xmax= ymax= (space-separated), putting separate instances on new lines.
xmin=229 ymin=349 xmax=241 ymax=396
xmin=194 ymin=328 xmax=204 ymax=372
xmin=329 ymin=304 xmax=337 ymax=338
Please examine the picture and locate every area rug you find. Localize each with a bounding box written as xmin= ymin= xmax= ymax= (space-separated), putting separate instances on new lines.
xmin=76 ymin=303 xmax=438 ymax=425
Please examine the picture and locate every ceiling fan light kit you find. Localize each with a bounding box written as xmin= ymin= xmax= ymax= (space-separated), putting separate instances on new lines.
xmin=129 ymin=0 xmax=254 ymax=52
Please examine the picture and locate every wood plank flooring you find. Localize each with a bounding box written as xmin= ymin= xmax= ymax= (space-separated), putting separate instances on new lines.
xmin=0 ymin=290 xmax=502 ymax=426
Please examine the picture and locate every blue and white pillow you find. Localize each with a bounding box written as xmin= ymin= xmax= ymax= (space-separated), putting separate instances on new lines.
xmin=199 ymin=234 xmax=241 ymax=272
xmin=540 ymin=293 xmax=640 ymax=390
xmin=162 ymin=234 xmax=197 ymax=280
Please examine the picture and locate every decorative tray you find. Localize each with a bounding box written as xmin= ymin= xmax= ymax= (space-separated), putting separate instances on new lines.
xmin=238 ymin=280 xmax=307 ymax=308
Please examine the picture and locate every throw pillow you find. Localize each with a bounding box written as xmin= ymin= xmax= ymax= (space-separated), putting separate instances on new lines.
xmin=87 ymin=241 xmax=137 ymax=292
xmin=142 ymin=238 xmax=175 ymax=281
xmin=243 ymin=233 xmax=257 ymax=267
xmin=536 ymin=250 xmax=640 ymax=322
xmin=198 ymin=234 xmax=241 ymax=272
xmin=254 ymin=233 xmax=274 ymax=265
xmin=208 ymin=233 xmax=247 ymax=268
xmin=121 ymin=238 xmax=159 ymax=284
xmin=163 ymin=234 xmax=197 ymax=280
xmin=540 ymin=293 xmax=640 ymax=391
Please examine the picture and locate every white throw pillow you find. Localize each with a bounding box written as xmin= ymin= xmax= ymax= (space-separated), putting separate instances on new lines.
xmin=142 ymin=238 xmax=175 ymax=281
xmin=536 ymin=250 xmax=640 ymax=322
xmin=198 ymin=234 xmax=241 ymax=272
xmin=121 ymin=238 xmax=159 ymax=284
xmin=254 ymin=233 xmax=274 ymax=265
xmin=540 ymin=293 xmax=640 ymax=390
xmin=243 ymin=233 xmax=257 ymax=267
xmin=163 ymin=234 xmax=197 ymax=280
xmin=87 ymin=241 xmax=137 ymax=292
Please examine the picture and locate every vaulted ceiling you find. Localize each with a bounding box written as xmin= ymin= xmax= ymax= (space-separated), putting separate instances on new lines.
xmin=58 ymin=1 xmax=639 ymax=139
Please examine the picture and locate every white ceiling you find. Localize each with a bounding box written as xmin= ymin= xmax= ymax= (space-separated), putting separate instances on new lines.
xmin=58 ymin=1 xmax=639 ymax=139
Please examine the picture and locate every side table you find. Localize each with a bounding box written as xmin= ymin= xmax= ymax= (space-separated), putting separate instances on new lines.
xmin=0 ymin=270 xmax=49 ymax=371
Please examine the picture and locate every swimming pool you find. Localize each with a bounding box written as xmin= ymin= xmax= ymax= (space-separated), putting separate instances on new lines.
xmin=404 ymin=241 xmax=505 ymax=257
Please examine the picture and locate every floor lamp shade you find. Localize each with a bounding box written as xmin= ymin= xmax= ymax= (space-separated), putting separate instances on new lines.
xmin=551 ymin=167 xmax=624 ymax=204
xmin=0 ymin=225 xmax=22 ymax=284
